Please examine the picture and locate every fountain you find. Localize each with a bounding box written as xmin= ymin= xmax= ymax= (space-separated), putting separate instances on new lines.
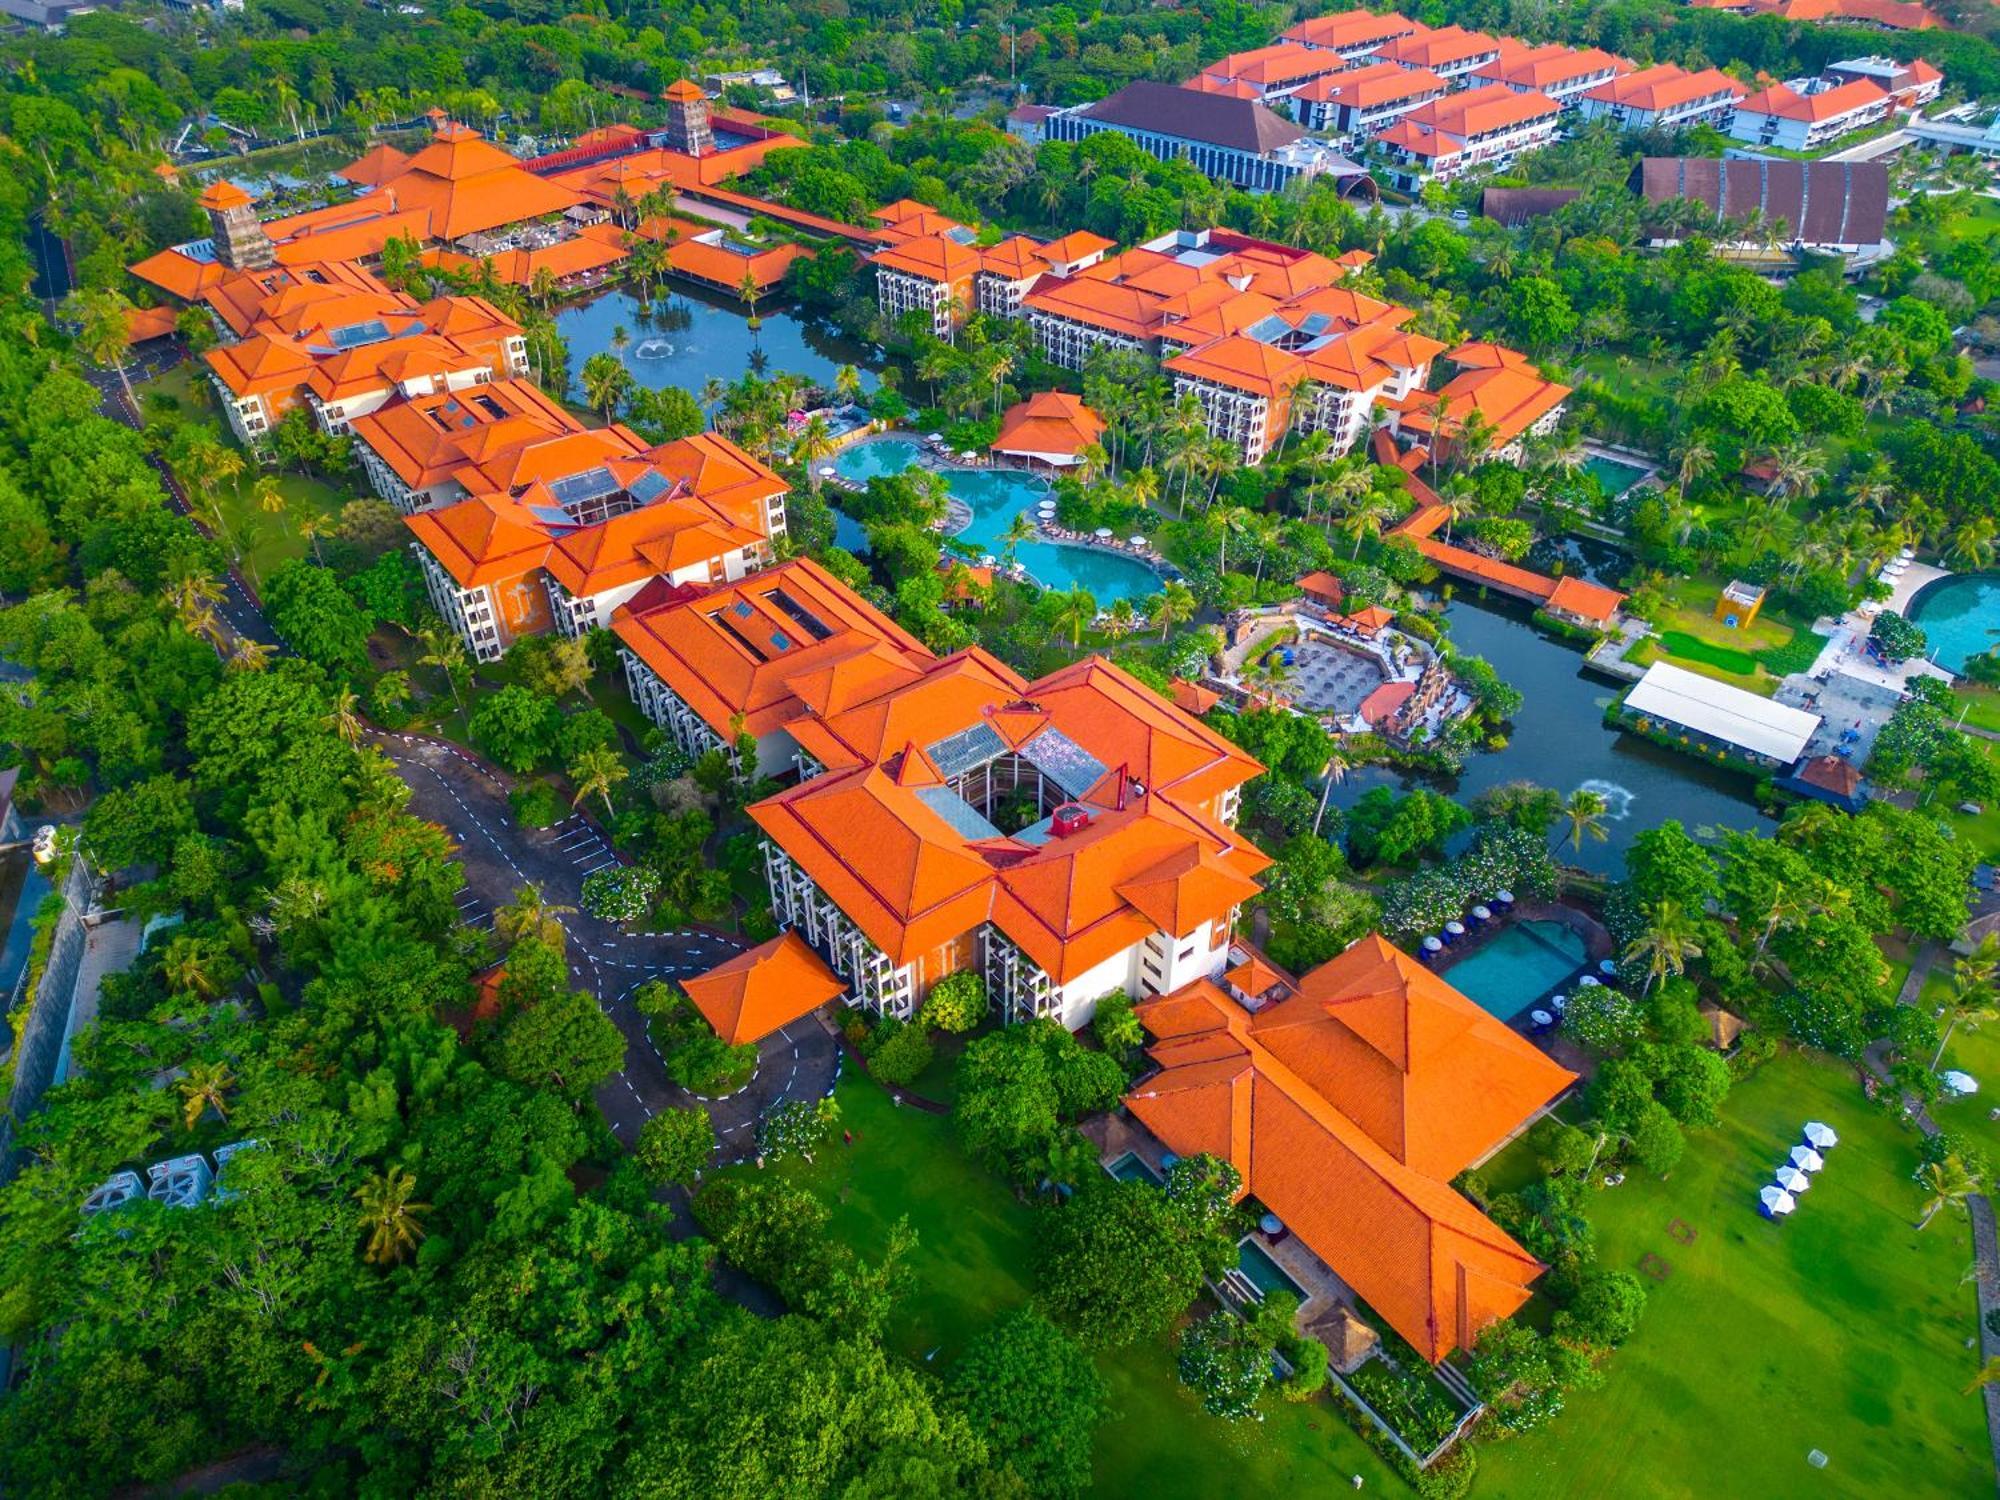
xmin=1575 ymin=779 xmax=1636 ymax=821
xmin=633 ymin=337 xmax=676 ymax=360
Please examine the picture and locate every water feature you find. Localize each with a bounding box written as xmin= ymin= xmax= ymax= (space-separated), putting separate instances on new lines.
xmin=1236 ymin=1239 xmax=1307 ymax=1302
xmin=1908 ymin=573 xmax=1999 ymax=674
xmin=1583 ymin=454 xmax=1649 ymax=498
xmin=557 ymin=284 xmax=882 ymax=404
xmin=1438 ymin=919 xmax=1589 ymax=1022
xmin=1328 ymin=594 xmax=1771 ymax=874
xmin=1106 ymin=1151 xmax=1164 ymax=1185
xmin=832 ymin=437 xmax=1165 ymax=603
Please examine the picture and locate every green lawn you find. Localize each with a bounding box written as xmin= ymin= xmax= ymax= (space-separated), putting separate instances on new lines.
xmin=219 ymin=470 xmax=354 ymax=590
xmin=1956 ymin=687 xmax=2000 ymax=737
xmin=1475 ymin=1051 xmax=1988 ymax=1499
xmin=743 ymin=1077 xmax=1408 ymax=1497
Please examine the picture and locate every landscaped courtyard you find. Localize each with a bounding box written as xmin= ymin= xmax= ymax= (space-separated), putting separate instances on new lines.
xmin=1474 ymin=1051 xmax=1988 ymax=1499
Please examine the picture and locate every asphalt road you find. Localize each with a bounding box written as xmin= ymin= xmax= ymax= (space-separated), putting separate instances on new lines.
xmin=376 ymin=733 xmax=840 ymax=1155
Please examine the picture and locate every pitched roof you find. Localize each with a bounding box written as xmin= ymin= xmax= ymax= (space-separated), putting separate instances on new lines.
xmin=1631 ymin=157 xmax=1890 ymax=247
xmin=338 ymin=143 xmax=411 ymax=186
xmin=1294 ymin=60 xmax=1448 ymax=109
xmin=682 ymin=931 xmax=846 ymax=1045
xmin=991 ymin=391 xmax=1106 ymax=459
xmin=1077 ymin=81 xmax=1307 ymax=154
xmin=871 ymin=232 xmax=982 ymax=283
xmin=1282 ymin=8 xmax=1422 ymax=52
xmin=1378 ymin=24 xmax=1500 ymax=69
xmin=1128 ymin=938 xmax=1574 ymax=1362
xmin=1735 ymin=78 xmax=1889 ymax=121
xmin=1582 ymin=63 xmax=1745 ymax=112
xmin=360 ymin=123 xmax=585 ymax=242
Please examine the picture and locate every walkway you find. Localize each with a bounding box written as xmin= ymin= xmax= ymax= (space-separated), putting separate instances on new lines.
xmin=54 ymin=917 xmax=142 ymax=1087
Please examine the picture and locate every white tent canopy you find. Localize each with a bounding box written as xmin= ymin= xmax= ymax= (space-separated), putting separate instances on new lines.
xmin=1943 ymin=1071 xmax=1979 ymax=1097
xmin=1803 ymin=1122 xmax=1838 ymax=1150
xmin=1790 ymin=1145 xmax=1825 ymax=1173
xmin=1759 ymin=1185 xmax=1796 ymax=1216
xmin=1623 ymin=661 xmax=1822 ymax=763
xmin=1775 ymin=1166 xmax=1810 ymax=1194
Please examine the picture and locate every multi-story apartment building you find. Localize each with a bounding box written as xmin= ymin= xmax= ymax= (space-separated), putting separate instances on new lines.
xmin=871 ymin=232 xmax=983 ymax=340
xmin=1820 ymin=54 xmax=1943 ymax=107
xmin=1729 ymin=77 xmax=1894 ymax=150
xmin=1373 ymin=84 xmax=1563 ymax=189
xmin=1282 ymin=7 xmax=1424 ymax=61
xmin=1471 ymin=40 xmax=1631 ymax=105
xmin=1292 ymin=62 xmax=1450 ymax=138
xmin=1384 ymin=342 xmax=1572 ymax=464
xmin=1377 ymin=24 xmax=1504 ymax=86
xmin=405 ymin=429 xmax=787 ymax=662
xmin=1193 ymin=42 xmax=1354 ymax=100
xmin=1575 ymin=63 xmax=1747 ymax=131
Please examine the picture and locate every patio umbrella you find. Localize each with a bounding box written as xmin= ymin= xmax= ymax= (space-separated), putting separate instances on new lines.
xmin=1775 ymin=1165 xmax=1810 ymax=1194
xmin=1129 ymin=535 xmax=1146 ymax=547
xmin=1530 ymin=1009 xmax=1555 ymax=1028
xmin=1422 ymin=936 xmax=1444 ymax=954
xmin=1942 ymin=1070 xmax=1979 ymax=1097
xmin=1444 ymin=920 xmax=1466 ymax=939
xmin=962 ymin=451 xmax=978 ymax=461
xmin=1579 ymin=975 xmax=1602 ymax=988
xmin=818 ymin=466 xmax=835 ymax=477
xmin=1599 ymin=959 xmax=1618 ymax=976
xmin=1803 ymin=1122 xmax=1838 ymax=1150
xmin=1550 ymin=994 xmax=1567 ymax=1012
xmin=926 ymin=432 xmax=943 ymax=442
xmin=1789 ymin=1145 xmax=1825 ymax=1173
xmin=1495 ymin=890 xmax=1515 ymax=906
xmin=1759 ymin=1185 xmax=1797 ymax=1218
xmin=1472 ymin=905 xmax=1492 ymax=922
xmin=1259 ymin=1212 xmax=1284 ymax=1236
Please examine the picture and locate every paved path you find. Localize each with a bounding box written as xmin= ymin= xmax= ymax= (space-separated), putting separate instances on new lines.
xmin=55 ymin=917 xmax=142 ymax=1087
xmin=374 ymin=732 xmax=838 ymax=1158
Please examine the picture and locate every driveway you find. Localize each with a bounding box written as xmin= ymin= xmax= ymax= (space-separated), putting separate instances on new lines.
xmin=376 ymin=733 xmax=840 ymax=1158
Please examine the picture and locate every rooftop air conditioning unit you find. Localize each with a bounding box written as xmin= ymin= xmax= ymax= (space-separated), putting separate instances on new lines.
xmin=81 ymin=1170 xmax=144 ymax=1218
xmin=211 ymin=1140 xmax=263 ymax=1203
xmin=147 ymin=1154 xmax=214 ymax=1209
xmin=1049 ymin=802 xmax=1092 ymax=838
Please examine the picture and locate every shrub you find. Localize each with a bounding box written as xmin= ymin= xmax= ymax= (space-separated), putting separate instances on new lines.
xmin=1176 ymin=1311 xmax=1270 ymax=1420
xmin=509 ymin=781 xmax=564 ymax=828
xmin=921 ymin=971 xmax=988 ymax=1033
xmin=634 ymin=1105 xmax=715 ymax=1187
xmin=667 ymin=1031 xmax=758 ymax=1094
xmin=864 ymin=1017 xmax=934 ymax=1087
xmin=1554 ymin=1268 xmax=1647 ymax=1349
xmin=1278 ymin=1334 xmax=1329 ymax=1401
xmin=758 ymin=1096 xmax=839 ymax=1162
xmin=580 ymin=865 xmax=660 ymax=923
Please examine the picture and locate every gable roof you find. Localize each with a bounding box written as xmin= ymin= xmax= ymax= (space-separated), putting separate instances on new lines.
xmin=682 ymin=931 xmax=847 ymax=1045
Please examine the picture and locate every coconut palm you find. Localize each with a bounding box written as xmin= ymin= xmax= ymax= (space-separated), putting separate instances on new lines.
xmin=833 ymin=364 xmax=863 ymax=405
xmin=495 ymin=883 xmax=575 ymax=952
xmin=1153 ymin=580 xmax=1196 ymax=642
xmin=1766 ymin=441 xmax=1825 ymax=503
xmin=296 ymin=511 xmax=330 ymax=566
xmin=354 ymin=1166 xmax=430 ymax=1266
xmin=568 ymin=745 xmax=628 ymax=816
xmin=794 ymin=414 xmax=837 ymax=494
xmin=580 ymin=352 xmax=633 ymax=422
xmin=1558 ymin=787 xmax=1610 ymax=853
xmin=1948 ymin=517 xmax=1997 ymax=571
xmin=230 ymin=637 xmax=274 ymax=672
xmin=1672 ymin=437 xmax=1716 ymax=494
xmin=1915 ymin=1155 xmax=1980 ymax=1231
xmin=165 ymin=569 xmax=228 ymax=646
xmin=177 ymin=1059 xmax=236 ymax=1131
xmin=67 ymin=287 xmax=139 ymax=407
xmin=1623 ymin=900 xmax=1704 ymax=995
xmin=1053 ymin=585 xmax=1098 ymax=650
xmin=1000 ymin=511 xmax=1035 ymax=571
xmin=322 ymin=685 xmax=365 ymax=745
xmin=1933 ymin=936 xmax=2000 ymax=1069
xmin=418 ymin=626 xmax=469 ymax=712
xmin=1340 ymin=492 xmax=1393 ymax=560
xmin=162 ymin=934 xmax=235 ymax=999
xmin=1105 ymin=598 xmax=1136 ymax=638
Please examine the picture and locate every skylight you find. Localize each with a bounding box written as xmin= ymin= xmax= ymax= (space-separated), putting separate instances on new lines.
xmin=1021 ymin=727 xmax=1109 ymax=798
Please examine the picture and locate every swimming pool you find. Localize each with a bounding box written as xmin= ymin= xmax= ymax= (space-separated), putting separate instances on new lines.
xmin=1908 ymin=573 xmax=1999 ymax=674
xmin=1584 ymin=455 xmax=1650 ymax=498
xmin=1237 ymin=1239 xmax=1307 ymax=1302
xmin=1105 ymin=1151 xmax=1164 ymax=1185
xmin=832 ymin=437 xmax=1164 ymax=603
xmin=1440 ymin=919 xmax=1589 ymax=1022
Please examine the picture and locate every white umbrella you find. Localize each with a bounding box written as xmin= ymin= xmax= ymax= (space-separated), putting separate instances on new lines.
xmin=1943 ymin=1070 xmax=1979 ymax=1097
xmin=1579 ymin=975 xmax=1601 ymax=988
xmin=1529 ymin=1009 xmax=1554 ymax=1028
xmin=1094 ymin=527 xmax=1113 ymax=539
xmin=1803 ymin=1122 xmax=1838 ymax=1150
xmin=926 ymin=432 xmax=943 ymax=442
xmin=1759 ymin=1185 xmax=1796 ymax=1217
xmin=818 ymin=466 xmax=835 ymax=477
xmin=1790 ymin=1145 xmax=1825 ymax=1173
xmin=1129 ymin=535 xmax=1146 ymax=546
xmin=1775 ymin=1165 xmax=1810 ymax=1194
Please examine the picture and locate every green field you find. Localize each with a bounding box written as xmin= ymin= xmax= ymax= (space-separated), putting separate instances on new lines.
xmin=1476 ymin=1051 xmax=1989 ymax=1499
xmin=740 ymin=1077 xmax=1408 ymax=1498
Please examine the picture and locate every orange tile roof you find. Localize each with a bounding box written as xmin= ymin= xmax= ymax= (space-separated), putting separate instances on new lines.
xmin=350 ymin=377 xmax=585 ymax=492
xmin=1170 ymin=677 xmax=1222 ymax=715
xmin=129 ymin=247 xmax=230 ymax=301
xmin=1200 ymin=42 xmax=1347 ymax=89
xmin=1040 ymin=231 xmax=1117 ymax=266
xmin=338 ymin=143 xmax=411 ymax=186
xmin=1403 ymin=82 xmax=1562 ymax=139
xmin=682 ymin=930 xmax=846 ymax=1045
xmin=1187 ymin=76 xmax=1263 ymax=100
xmin=1735 ymin=77 xmax=1889 ymax=122
xmin=1544 ymin=574 xmax=1625 ymax=624
xmin=1128 ymin=936 xmax=1574 ymax=1361
xmin=1378 ymin=24 xmax=1499 ymax=69
xmin=1474 ymin=40 xmax=1628 ymax=91
xmin=356 ymin=123 xmax=585 ymax=242
xmin=1294 ymin=60 xmax=1447 ymax=108
xmin=429 ymin=228 xmax=629 ymax=287
xmin=871 ymin=232 xmax=982 ymax=284
xmin=664 ymin=78 xmax=707 ymax=103
xmin=979 ymin=236 xmax=1054 ymax=281
xmin=124 ymin=304 xmax=179 ymax=343
xmin=1168 ymin=335 xmax=1305 ymax=400
xmin=199 ymin=180 xmax=255 ymax=212
xmin=1282 ymin=8 xmax=1422 ymax=51
xmin=1582 ymin=63 xmax=1746 ymax=112
xmin=665 ymin=233 xmax=804 ymax=292
xmin=1297 ymin=570 xmax=1346 ymax=606
xmin=992 ymin=391 xmax=1106 ymax=460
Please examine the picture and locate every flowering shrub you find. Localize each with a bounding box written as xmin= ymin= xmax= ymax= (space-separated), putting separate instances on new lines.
xmin=580 ymin=865 xmax=660 ymax=923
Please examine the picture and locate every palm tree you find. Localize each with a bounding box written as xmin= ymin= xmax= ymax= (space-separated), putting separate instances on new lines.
xmin=495 ymin=883 xmax=575 ymax=951
xmin=1933 ymin=936 xmax=2000 ymax=1069
xmin=1211 ymin=504 xmax=1250 ymax=573
xmin=739 ymin=270 xmax=764 ymax=328
xmin=1340 ymin=493 xmax=1392 ymax=560
xmin=230 ymin=637 xmax=274 ymax=672
xmin=354 ymin=1166 xmax=430 ymax=1266
xmin=568 ymin=745 xmax=628 ymax=816
xmin=1915 ymin=1155 xmax=1980 ymax=1231
xmin=418 ymin=626 xmax=469 ymax=712
xmin=165 ymin=569 xmax=228 ymax=647
xmin=1105 ymin=598 xmax=1136 ymax=638
xmin=1558 ymin=787 xmax=1610 ymax=853
xmin=323 ymin=685 xmax=365 ymax=745
xmin=1948 ymin=517 xmax=1997 ymax=571
xmin=1622 ymin=900 xmax=1704 ymax=995
xmin=1000 ymin=511 xmax=1035 ymax=571
xmin=1673 ymin=437 xmax=1716 ymax=495
xmin=163 ymin=934 xmax=234 ymax=999
xmin=66 ymin=287 xmax=139 ymax=408
xmin=794 ymin=414 xmax=837 ymax=494
xmin=1153 ymin=580 xmax=1196 ymax=642
xmin=579 ymin=352 xmax=632 ymax=422
xmin=610 ymin=323 xmax=632 ymax=362
xmin=177 ymin=1059 xmax=235 ymax=1131
xmin=833 ymin=364 xmax=864 ymax=406
xmin=1766 ymin=441 xmax=1826 ymax=504
xmin=1053 ymin=585 xmax=1098 ymax=650
xmin=253 ymin=474 xmax=287 ymax=537
xmin=1312 ymin=751 xmax=1349 ymax=837
xmin=297 ymin=511 xmax=330 ymax=566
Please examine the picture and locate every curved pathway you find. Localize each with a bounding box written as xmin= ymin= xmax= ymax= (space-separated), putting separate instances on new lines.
xmin=372 ymin=732 xmax=839 ymax=1158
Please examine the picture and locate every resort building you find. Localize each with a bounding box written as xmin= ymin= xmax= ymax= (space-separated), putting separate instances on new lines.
xmin=1386 ymin=343 xmax=1572 ymax=463
xmin=350 ymin=378 xmax=590 ymax=513
xmin=425 ymin=221 xmax=631 ymax=292
xmin=660 ymin=225 xmax=808 ymax=300
xmin=1282 ymin=8 xmax=1424 ymax=61
xmin=613 ymin=556 xmax=934 ymax=777
xmin=975 ymin=237 xmax=1057 ymax=320
xmin=1729 ymin=77 xmax=1894 ymax=150
xmin=1291 ymin=62 xmax=1450 ymax=139
xmin=1821 ymin=55 xmax=1943 ymax=108
xmin=1371 ymin=84 xmax=1564 ymax=189
xmin=1630 ymin=157 xmax=1891 ymax=253
xmin=870 ymin=230 xmax=983 ymax=339
xmin=1124 ymin=935 xmax=1575 ymax=1362
xmin=1193 ymin=43 xmax=1353 ymax=101
xmin=750 ymin=650 xmax=1267 ymax=1024
xmin=1376 ymin=25 xmax=1504 ymax=86
xmin=1045 ymin=82 xmax=1372 ymax=195
xmin=1470 ymin=40 xmax=1631 ymax=105
xmin=1684 ymin=0 xmax=1938 ymax=29
xmin=1575 ymin=64 xmax=1747 ymax=132
xmin=990 ymin=392 xmax=1106 ymax=468
xmin=404 ymin=429 xmax=787 ymax=662
xmin=1621 ymin=661 xmax=1822 ymax=768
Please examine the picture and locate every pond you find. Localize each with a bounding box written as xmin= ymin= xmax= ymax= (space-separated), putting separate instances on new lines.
xmin=1329 ymin=594 xmax=1772 ymax=874
xmin=557 ymin=285 xmax=882 ymax=405
xmin=1437 ymin=919 xmax=1589 ymax=1022
xmin=831 ymin=437 xmax=1166 ymax=603
xmin=1908 ymin=572 xmax=1999 ymax=674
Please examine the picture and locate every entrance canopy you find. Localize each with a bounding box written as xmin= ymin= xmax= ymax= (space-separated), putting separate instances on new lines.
xmin=683 ymin=930 xmax=846 ymax=1045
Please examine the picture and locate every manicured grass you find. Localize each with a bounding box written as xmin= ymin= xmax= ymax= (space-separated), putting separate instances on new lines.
xmin=1936 ymin=1000 xmax=2000 ymax=1168
xmin=218 ymin=470 xmax=353 ymax=590
xmin=1475 ymin=1051 xmax=1988 ymax=1500
xmin=1955 ymin=687 xmax=2000 ymax=738
xmin=745 ymin=1077 xmax=1408 ymax=1497
xmin=1657 ymin=630 xmax=1758 ymax=677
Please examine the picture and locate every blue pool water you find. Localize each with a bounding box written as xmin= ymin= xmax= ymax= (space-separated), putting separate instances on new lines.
xmin=1237 ymin=1239 xmax=1307 ymax=1302
xmin=1909 ymin=573 xmax=1999 ymax=674
xmin=1438 ymin=919 xmax=1589 ymax=1022
xmin=833 ymin=437 xmax=1164 ymax=603
xmin=1584 ymin=455 xmax=1649 ymax=498
xmin=1106 ymin=1151 xmax=1164 ymax=1185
